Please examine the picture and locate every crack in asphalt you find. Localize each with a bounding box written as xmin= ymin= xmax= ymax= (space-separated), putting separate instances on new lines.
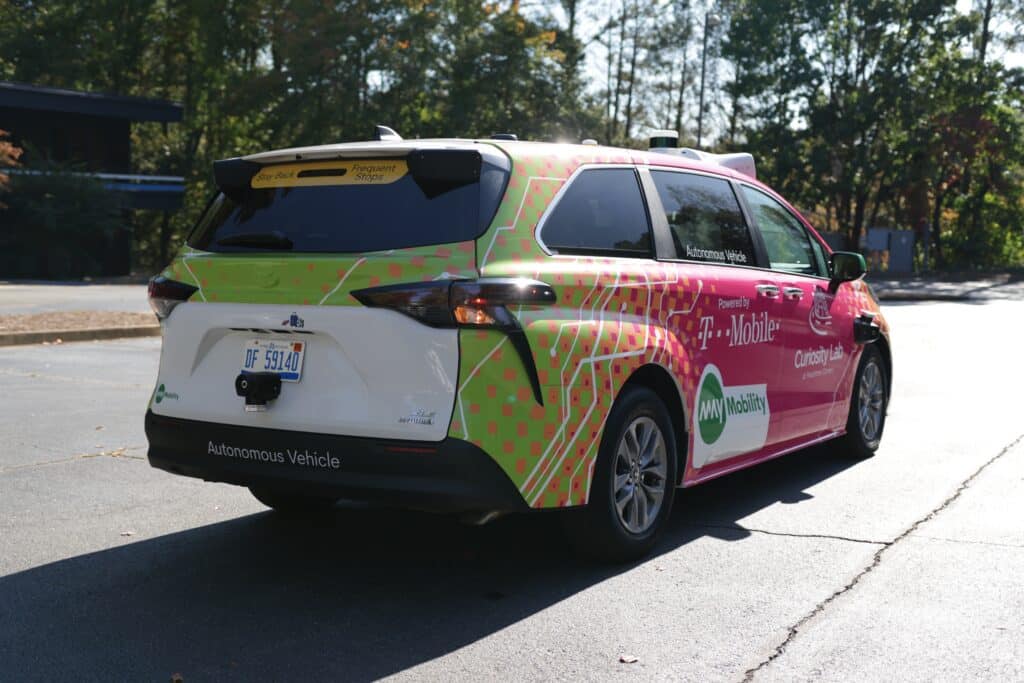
xmin=0 ymin=446 xmax=147 ymax=474
xmin=691 ymin=522 xmax=887 ymax=546
xmin=741 ymin=432 xmax=1024 ymax=682
xmin=912 ymin=535 xmax=1024 ymax=550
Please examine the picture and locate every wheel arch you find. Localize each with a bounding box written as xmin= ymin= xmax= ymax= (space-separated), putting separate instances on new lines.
xmin=621 ymin=363 xmax=689 ymax=485
xmin=874 ymin=334 xmax=893 ymax=399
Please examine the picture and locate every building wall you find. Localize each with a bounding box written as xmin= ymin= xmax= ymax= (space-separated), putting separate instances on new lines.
xmin=0 ymin=107 xmax=131 ymax=173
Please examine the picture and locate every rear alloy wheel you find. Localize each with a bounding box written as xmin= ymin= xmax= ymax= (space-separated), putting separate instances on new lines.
xmin=563 ymin=386 xmax=677 ymax=562
xmin=840 ymin=344 xmax=888 ymax=459
xmin=249 ymin=487 xmax=338 ymax=517
xmin=613 ymin=416 xmax=669 ymax=534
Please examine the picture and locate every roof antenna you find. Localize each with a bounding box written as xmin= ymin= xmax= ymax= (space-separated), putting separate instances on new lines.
xmin=374 ymin=125 xmax=402 ymax=142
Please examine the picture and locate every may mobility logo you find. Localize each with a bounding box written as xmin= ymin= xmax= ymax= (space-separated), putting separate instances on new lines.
xmin=154 ymin=384 xmax=179 ymax=404
xmin=692 ymin=364 xmax=770 ymax=469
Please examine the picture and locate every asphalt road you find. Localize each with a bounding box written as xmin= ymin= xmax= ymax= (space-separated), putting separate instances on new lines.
xmin=0 ymin=299 xmax=1021 ymax=681
xmin=0 ymin=282 xmax=151 ymax=314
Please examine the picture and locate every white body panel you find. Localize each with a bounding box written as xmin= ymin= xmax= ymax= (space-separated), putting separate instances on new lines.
xmin=151 ymin=303 xmax=458 ymax=441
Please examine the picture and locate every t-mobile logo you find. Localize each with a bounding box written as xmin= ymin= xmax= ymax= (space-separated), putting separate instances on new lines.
xmin=698 ymin=316 xmax=714 ymax=350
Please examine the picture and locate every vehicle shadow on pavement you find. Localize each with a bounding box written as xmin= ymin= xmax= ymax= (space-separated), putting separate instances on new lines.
xmin=0 ymin=444 xmax=855 ymax=680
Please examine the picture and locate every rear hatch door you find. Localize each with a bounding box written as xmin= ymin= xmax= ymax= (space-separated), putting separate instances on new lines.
xmin=151 ymin=145 xmax=509 ymax=442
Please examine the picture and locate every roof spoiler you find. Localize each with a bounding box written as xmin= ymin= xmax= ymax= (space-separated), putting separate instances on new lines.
xmin=647 ymin=130 xmax=757 ymax=180
xmin=213 ymin=157 xmax=261 ymax=202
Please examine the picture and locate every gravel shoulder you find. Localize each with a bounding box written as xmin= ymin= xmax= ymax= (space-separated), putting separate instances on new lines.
xmin=0 ymin=311 xmax=156 ymax=333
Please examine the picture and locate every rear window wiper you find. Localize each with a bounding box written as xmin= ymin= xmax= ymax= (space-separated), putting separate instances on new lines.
xmin=216 ymin=231 xmax=293 ymax=250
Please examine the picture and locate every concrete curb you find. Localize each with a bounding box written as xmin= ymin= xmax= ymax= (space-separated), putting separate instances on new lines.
xmin=0 ymin=325 xmax=160 ymax=347
xmin=0 ymin=289 xmax=989 ymax=346
xmin=876 ymin=292 xmax=970 ymax=302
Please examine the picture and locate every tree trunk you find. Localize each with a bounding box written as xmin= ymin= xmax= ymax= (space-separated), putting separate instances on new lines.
xmin=565 ymin=0 xmax=579 ymax=82
xmin=623 ymin=0 xmax=641 ymax=141
xmin=611 ymin=2 xmax=628 ymax=142
xmin=674 ymin=58 xmax=687 ymax=135
xmin=931 ymin=186 xmax=950 ymax=269
xmin=851 ymin=190 xmax=868 ymax=248
xmin=727 ymin=64 xmax=742 ymax=146
xmin=159 ymin=211 xmax=172 ymax=265
xmin=604 ymin=14 xmax=614 ymax=142
xmin=978 ymin=0 xmax=993 ymax=68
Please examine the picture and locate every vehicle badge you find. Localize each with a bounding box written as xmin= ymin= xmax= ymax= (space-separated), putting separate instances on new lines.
xmin=809 ymin=289 xmax=833 ymax=336
xmin=154 ymin=383 xmax=180 ymax=404
xmin=399 ymin=409 xmax=436 ymax=426
xmin=253 ymin=265 xmax=279 ymax=288
xmin=282 ymin=313 xmax=305 ymax=328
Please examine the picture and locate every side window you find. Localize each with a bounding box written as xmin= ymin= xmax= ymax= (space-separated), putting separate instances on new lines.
xmin=740 ymin=186 xmax=825 ymax=276
xmin=542 ymin=168 xmax=652 ymax=257
xmin=807 ymin=233 xmax=829 ymax=275
xmin=650 ymin=170 xmax=756 ymax=267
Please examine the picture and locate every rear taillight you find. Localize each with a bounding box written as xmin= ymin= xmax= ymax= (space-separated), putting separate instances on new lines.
xmin=351 ymin=278 xmax=555 ymax=328
xmin=349 ymin=281 xmax=455 ymax=327
xmin=148 ymin=276 xmax=198 ymax=320
xmin=449 ymin=279 xmax=556 ymax=328
xmin=352 ymin=278 xmax=556 ymax=404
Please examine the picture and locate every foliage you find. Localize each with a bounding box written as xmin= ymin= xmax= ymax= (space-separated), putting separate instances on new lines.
xmin=722 ymin=0 xmax=1024 ymax=268
xmin=0 ymin=129 xmax=23 ymax=208
xmin=0 ymin=159 xmax=123 ymax=279
xmin=0 ymin=0 xmax=1021 ymax=271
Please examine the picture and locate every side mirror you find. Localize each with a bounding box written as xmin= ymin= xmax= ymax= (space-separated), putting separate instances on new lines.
xmin=829 ymin=251 xmax=867 ymax=292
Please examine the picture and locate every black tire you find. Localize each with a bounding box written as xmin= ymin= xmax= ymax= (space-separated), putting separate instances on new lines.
xmin=840 ymin=344 xmax=888 ymax=459
xmin=249 ymin=487 xmax=338 ymax=516
xmin=562 ymin=386 xmax=678 ymax=562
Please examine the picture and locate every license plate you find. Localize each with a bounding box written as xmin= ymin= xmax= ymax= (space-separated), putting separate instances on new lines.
xmin=242 ymin=338 xmax=306 ymax=382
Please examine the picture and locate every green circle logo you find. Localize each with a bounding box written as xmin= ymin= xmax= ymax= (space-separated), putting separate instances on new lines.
xmin=698 ymin=371 xmax=726 ymax=444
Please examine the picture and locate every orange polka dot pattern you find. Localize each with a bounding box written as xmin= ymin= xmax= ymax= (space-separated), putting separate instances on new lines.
xmin=450 ymin=144 xmax=708 ymax=508
xmin=158 ymin=142 xmax=888 ymax=511
xmin=162 ymin=240 xmax=479 ymax=307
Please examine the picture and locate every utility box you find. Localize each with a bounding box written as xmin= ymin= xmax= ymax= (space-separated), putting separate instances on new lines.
xmin=864 ymin=228 xmax=891 ymax=251
xmin=859 ymin=228 xmax=916 ymax=274
xmin=888 ymin=230 xmax=915 ymax=274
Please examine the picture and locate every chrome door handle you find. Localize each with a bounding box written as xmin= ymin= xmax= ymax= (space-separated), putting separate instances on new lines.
xmin=783 ymin=287 xmax=804 ymax=300
xmin=755 ymin=284 xmax=780 ymax=298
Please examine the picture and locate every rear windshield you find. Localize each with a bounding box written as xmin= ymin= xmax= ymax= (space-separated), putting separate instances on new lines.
xmin=189 ymin=154 xmax=508 ymax=253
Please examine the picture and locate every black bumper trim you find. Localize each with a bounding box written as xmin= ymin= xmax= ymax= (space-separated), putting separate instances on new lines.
xmin=145 ymin=411 xmax=528 ymax=513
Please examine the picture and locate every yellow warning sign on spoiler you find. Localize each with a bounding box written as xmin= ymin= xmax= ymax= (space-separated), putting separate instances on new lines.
xmin=251 ymin=160 xmax=407 ymax=188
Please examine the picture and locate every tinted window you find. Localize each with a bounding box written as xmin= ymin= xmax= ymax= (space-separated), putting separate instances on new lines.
xmin=807 ymin=232 xmax=829 ymax=275
xmin=189 ymin=157 xmax=508 ymax=253
xmin=542 ymin=168 xmax=652 ymax=257
xmin=741 ymin=186 xmax=824 ymax=276
xmin=650 ymin=170 xmax=755 ymax=267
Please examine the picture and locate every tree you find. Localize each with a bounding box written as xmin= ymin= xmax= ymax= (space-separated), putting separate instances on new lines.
xmin=721 ymin=0 xmax=1024 ymax=264
xmin=1 ymin=0 xmax=1020 ymax=271
xmin=0 ymin=130 xmax=22 ymax=207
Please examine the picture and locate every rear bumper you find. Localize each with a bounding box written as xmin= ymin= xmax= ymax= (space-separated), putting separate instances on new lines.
xmin=145 ymin=411 xmax=528 ymax=513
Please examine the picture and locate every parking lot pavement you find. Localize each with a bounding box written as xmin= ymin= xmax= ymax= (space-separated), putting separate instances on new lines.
xmin=0 ymin=299 xmax=1022 ymax=681
xmin=0 ymin=282 xmax=150 ymax=314
xmin=868 ymin=270 xmax=1024 ymax=301
xmin=759 ymin=437 xmax=1024 ymax=682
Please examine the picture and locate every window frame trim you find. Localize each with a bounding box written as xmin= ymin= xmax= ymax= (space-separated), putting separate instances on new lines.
xmin=735 ymin=182 xmax=832 ymax=281
xmin=534 ymin=163 xmax=660 ymax=261
xmin=188 ymin=150 xmax=511 ymax=254
xmin=643 ymin=165 xmax=769 ymax=270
